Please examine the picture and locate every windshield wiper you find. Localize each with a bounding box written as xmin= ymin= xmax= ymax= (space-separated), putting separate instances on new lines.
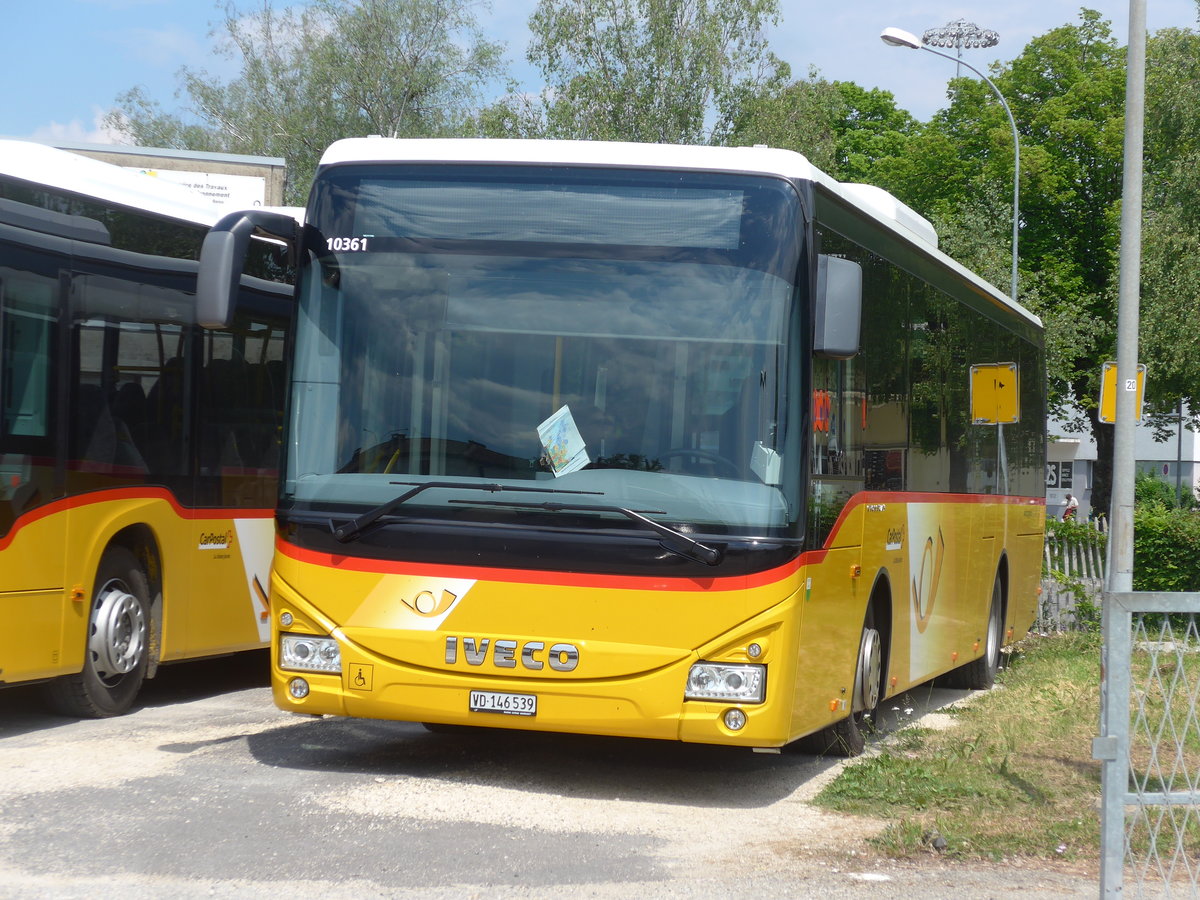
xmin=453 ymin=499 xmax=724 ymax=567
xmin=332 ymin=481 xmax=603 ymax=543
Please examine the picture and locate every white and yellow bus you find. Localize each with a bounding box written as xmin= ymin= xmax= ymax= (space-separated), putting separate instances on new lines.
xmin=0 ymin=141 xmax=289 ymax=716
xmin=200 ymin=138 xmax=1045 ymax=753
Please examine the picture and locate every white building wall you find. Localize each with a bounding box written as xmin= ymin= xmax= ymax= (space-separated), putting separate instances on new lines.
xmin=1048 ymin=404 xmax=1200 ymax=521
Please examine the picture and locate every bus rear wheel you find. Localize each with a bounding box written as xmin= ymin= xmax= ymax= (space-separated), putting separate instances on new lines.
xmin=45 ymin=546 xmax=151 ymax=718
xmin=952 ymin=576 xmax=1003 ymax=691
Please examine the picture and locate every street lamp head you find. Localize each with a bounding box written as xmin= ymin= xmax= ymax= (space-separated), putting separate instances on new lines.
xmin=922 ymin=19 xmax=1000 ymax=51
xmin=880 ymin=27 xmax=922 ymax=50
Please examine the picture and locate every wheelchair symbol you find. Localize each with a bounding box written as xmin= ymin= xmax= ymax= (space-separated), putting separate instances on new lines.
xmin=348 ymin=664 xmax=373 ymax=691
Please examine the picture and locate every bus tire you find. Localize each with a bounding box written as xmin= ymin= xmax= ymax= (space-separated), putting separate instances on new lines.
xmin=946 ymin=575 xmax=1003 ymax=691
xmin=798 ymin=607 xmax=882 ymax=757
xmin=45 ymin=546 xmax=151 ymax=718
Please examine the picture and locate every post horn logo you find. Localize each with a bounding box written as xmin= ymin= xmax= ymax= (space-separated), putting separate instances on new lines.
xmin=401 ymin=589 xmax=459 ymax=617
xmin=911 ymin=528 xmax=945 ymax=634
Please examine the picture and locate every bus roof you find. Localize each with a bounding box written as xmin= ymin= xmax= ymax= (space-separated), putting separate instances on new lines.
xmin=317 ymin=137 xmax=938 ymax=239
xmin=316 ymin=137 xmax=1040 ymax=330
xmin=0 ymin=140 xmax=219 ymax=227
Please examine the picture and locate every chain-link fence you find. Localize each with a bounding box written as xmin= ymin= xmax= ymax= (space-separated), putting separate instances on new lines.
xmin=1038 ymin=526 xmax=1200 ymax=895
xmin=1098 ymin=592 xmax=1200 ymax=898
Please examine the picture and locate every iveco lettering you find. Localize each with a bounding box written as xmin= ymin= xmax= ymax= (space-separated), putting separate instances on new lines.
xmin=445 ymin=637 xmax=579 ymax=672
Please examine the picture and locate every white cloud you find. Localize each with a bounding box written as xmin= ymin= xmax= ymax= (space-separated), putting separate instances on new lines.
xmin=118 ymin=24 xmax=212 ymax=70
xmin=77 ymin=0 xmax=168 ymax=9
xmin=29 ymin=107 xmax=126 ymax=145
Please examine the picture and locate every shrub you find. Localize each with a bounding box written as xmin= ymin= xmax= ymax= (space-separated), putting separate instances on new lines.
xmin=1135 ymin=471 xmax=1198 ymax=510
xmin=1133 ymin=502 xmax=1200 ymax=592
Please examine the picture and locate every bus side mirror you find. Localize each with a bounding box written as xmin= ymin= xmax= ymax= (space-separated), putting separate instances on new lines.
xmin=197 ymin=209 xmax=298 ymax=328
xmin=814 ymin=254 xmax=862 ymax=359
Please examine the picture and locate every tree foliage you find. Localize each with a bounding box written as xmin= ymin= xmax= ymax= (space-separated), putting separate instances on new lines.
xmin=1141 ymin=27 xmax=1200 ymax=416
xmin=522 ymin=0 xmax=779 ymax=144
xmin=908 ymin=10 xmax=1200 ymax=514
xmin=721 ymin=62 xmax=841 ymax=170
xmin=109 ymin=0 xmax=505 ymax=203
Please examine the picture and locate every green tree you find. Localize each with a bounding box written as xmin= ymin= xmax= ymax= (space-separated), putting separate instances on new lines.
xmin=921 ymin=10 xmax=1200 ymax=516
xmin=829 ymin=82 xmax=919 ymax=185
xmin=723 ymin=69 xmax=918 ymax=183
xmin=522 ymin=0 xmax=780 ymax=144
xmin=1140 ymin=26 xmax=1200 ymax=426
xmin=108 ymin=0 xmax=505 ymax=204
xmin=721 ymin=62 xmax=841 ymax=170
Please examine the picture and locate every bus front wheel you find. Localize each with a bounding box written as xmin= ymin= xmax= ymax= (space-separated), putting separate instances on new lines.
xmin=46 ymin=546 xmax=151 ymax=718
xmin=799 ymin=608 xmax=882 ymax=757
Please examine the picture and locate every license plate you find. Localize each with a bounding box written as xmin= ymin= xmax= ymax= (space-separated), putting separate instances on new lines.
xmin=469 ymin=690 xmax=537 ymax=717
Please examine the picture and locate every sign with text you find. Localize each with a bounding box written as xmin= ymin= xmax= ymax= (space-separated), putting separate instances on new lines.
xmin=1046 ymin=461 xmax=1074 ymax=489
xmin=126 ymin=167 xmax=267 ymax=211
xmin=1099 ymin=361 xmax=1146 ymax=424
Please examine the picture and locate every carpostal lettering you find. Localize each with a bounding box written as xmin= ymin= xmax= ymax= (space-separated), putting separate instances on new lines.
xmin=444 ymin=636 xmax=579 ymax=672
xmin=198 ymin=530 xmax=234 ymax=550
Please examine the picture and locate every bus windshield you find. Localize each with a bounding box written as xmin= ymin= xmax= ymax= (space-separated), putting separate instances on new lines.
xmin=285 ymin=164 xmax=804 ymax=539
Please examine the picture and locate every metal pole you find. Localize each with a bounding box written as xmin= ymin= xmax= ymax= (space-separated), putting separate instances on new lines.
xmin=916 ymin=44 xmax=1020 ymax=304
xmin=1100 ymin=1 xmax=1146 ymax=895
xmin=1107 ymin=0 xmax=1145 ymax=595
xmin=1178 ymin=400 xmax=1184 ymax=507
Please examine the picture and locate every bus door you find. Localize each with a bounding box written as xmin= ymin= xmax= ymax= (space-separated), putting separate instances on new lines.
xmin=191 ymin=312 xmax=286 ymax=652
xmin=0 ymin=238 xmax=68 ymax=681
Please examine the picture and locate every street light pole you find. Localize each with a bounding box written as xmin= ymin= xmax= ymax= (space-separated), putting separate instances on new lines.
xmin=881 ymin=26 xmax=1020 ymax=305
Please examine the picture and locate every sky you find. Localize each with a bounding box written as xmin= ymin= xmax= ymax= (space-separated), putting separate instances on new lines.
xmin=2 ymin=0 xmax=1198 ymax=147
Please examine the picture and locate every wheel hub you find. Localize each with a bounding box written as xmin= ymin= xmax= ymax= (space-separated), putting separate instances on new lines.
xmin=88 ymin=579 xmax=147 ymax=679
xmin=854 ymin=627 xmax=882 ymax=712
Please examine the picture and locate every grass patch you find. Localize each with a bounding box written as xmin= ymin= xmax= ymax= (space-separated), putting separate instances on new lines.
xmin=814 ymin=632 xmax=1103 ymax=862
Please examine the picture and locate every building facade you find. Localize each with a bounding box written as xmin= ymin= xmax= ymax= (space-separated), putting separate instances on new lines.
xmin=1048 ymin=408 xmax=1199 ymax=520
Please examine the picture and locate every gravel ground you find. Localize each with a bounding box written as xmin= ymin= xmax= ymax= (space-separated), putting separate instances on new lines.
xmin=0 ymin=653 xmax=1100 ymax=899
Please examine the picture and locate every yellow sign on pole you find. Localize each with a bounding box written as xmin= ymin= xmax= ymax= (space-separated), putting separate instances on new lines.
xmin=1099 ymin=361 xmax=1146 ymax=423
xmin=970 ymin=362 xmax=1020 ymax=425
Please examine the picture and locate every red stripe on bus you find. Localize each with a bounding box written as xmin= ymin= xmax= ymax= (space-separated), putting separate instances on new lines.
xmin=276 ymin=490 xmax=1045 ymax=590
xmin=0 ymin=487 xmax=273 ymax=551
xmin=276 ymin=536 xmax=807 ymax=593
xmin=819 ymin=491 xmax=1045 ymax=551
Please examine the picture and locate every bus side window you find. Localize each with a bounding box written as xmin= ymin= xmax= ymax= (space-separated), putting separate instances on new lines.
xmin=196 ymin=314 xmax=287 ymax=508
xmin=808 ymin=354 xmax=866 ymax=545
xmin=1 ymin=280 xmax=54 ymax=441
xmin=0 ymin=267 xmax=59 ymax=533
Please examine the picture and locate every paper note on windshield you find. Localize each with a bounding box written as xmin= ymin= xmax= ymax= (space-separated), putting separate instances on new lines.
xmin=537 ymin=405 xmax=590 ymax=477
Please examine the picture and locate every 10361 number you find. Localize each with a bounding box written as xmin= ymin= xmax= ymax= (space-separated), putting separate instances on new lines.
xmin=327 ymin=236 xmax=370 ymax=252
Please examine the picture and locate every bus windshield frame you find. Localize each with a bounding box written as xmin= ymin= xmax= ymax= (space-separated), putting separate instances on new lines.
xmin=282 ymin=164 xmax=808 ymax=557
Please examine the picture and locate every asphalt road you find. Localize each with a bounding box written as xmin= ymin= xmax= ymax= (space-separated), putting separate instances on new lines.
xmin=0 ymin=652 xmax=1099 ymax=898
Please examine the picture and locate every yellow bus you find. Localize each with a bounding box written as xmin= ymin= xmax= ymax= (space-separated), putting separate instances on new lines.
xmin=0 ymin=141 xmax=290 ymax=716
xmin=200 ymin=139 xmax=1046 ymax=753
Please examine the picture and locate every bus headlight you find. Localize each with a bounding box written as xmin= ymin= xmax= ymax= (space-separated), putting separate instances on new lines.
xmin=280 ymin=634 xmax=342 ymax=674
xmin=685 ymin=663 xmax=765 ymax=703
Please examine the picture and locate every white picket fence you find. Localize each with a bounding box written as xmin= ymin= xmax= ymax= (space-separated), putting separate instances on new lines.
xmin=1039 ymin=519 xmax=1108 ymax=631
